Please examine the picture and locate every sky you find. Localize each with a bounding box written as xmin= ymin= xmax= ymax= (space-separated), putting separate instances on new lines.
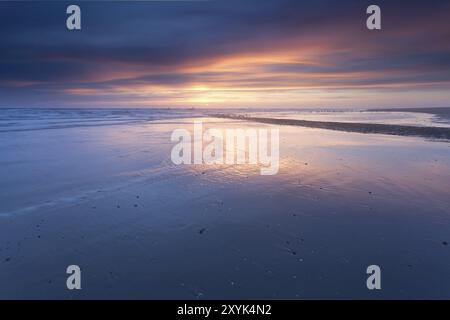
xmin=0 ymin=0 xmax=449 ymax=109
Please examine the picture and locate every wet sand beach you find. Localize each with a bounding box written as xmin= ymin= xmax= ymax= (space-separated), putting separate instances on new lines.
xmin=1 ymin=110 xmax=450 ymax=299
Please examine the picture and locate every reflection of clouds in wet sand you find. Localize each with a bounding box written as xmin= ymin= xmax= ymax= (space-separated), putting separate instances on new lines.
xmin=1 ymin=115 xmax=450 ymax=299
xmin=182 ymin=120 xmax=450 ymax=213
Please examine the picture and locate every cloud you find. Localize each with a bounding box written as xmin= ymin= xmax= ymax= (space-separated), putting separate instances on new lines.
xmin=0 ymin=0 xmax=449 ymax=108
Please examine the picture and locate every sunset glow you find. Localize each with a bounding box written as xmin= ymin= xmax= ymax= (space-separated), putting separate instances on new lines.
xmin=0 ymin=0 xmax=449 ymax=108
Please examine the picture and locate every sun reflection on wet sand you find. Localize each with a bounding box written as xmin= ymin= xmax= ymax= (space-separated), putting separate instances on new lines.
xmin=2 ymin=115 xmax=450 ymax=299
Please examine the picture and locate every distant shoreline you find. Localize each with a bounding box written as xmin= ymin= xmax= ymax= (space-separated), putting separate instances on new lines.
xmin=367 ymin=107 xmax=450 ymax=122
xmin=215 ymin=114 xmax=450 ymax=140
